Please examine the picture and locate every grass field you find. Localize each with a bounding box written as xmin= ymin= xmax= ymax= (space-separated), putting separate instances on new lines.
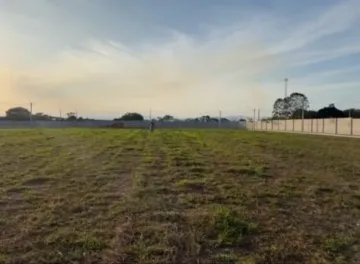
xmin=0 ymin=129 xmax=359 ymax=264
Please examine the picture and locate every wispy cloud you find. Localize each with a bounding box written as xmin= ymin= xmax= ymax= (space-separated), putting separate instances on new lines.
xmin=7 ymin=34 xmax=278 ymax=117
xmin=1 ymin=0 xmax=360 ymax=118
xmin=289 ymin=45 xmax=360 ymax=66
xmin=270 ymin=0 xmax=360 ymax=54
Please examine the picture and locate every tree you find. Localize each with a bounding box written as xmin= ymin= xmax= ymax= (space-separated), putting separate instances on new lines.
xmin=33 ymin=112 xmax=52 ymax=121
xmin=117 ymin=112 xmax=144 ymax=121
xmin=343 ymin=108 xmax=360 ymax=118
xmin=272 ymin=92 xmax=309 ymax=119
xmin=289 ymin=93 xmax=309 ymax=110
xmin=160 ymin=115 xmax=175 ymax=122
xmin=5 ymin=107 xmax=31 ymax=120
xmin=317 ymin=104 xmax=345 ymax=118
xmin=66 ymin=112 xmax=77 ymax=121
xmin=291 ymin=109 xmax=318 ymax=119
xmin=288 ymin=93 xmax=309 ymax=118
xmin=272 ymin=98 xmax=286 ymax=118
xmin=199 ymin=115 xmax=211 ymax=122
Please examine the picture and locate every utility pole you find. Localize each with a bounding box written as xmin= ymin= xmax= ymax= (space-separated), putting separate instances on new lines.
xmin=302 ymin=103 xmax=305 ymax=119
xmin=284 ymin=78 xmax=289 ymax=125
xmin=218 ymin=110 xmax=222 ymax=127
xmin=149 ymin=109 xmax=152 ymax=120
xmin=253 ymin=108 xmax=256 ymax=130
xmin=301 ymin=102 xmax=305 ymax=132
xmin=29 ymin=102 xmax=33 ymax=121
xmin=284 ymin=78 xmax=288 ymax=98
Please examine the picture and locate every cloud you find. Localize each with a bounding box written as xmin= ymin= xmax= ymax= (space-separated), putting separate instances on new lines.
xmin=289 ymin=45 xmax=360 ymax=66
xmin=1 ymin=0 xmax=360 ymax=118
xmin=9 ymin=34 xmax=278 ymax=116
xmin=269 ymin=0 xmax=360 ymax=54
xmin=1 ymin=9 xmax=282 ymax=116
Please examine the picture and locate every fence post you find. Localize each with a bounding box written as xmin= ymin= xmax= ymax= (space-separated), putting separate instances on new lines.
xmin=302 ymin=118 xmax=304 ymax=132
xmin=285 ymin=119 xmax=287 ymax=131
xmin=293 ymin=119 xmax=295 ymax=131
xmin=335 ymin=118 xmax=338 ymax=135
xmin=350 ymin=118 xmax=353 ymax=135
xmin=271 ymin=120 xmax=273 ymax=131
xmin=322 ymin=119 xmax=325 ymax=133
xmin=311 ymin=119 xmax=313 ymax=133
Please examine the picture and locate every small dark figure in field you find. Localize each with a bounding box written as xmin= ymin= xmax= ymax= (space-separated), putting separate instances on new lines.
xmin=149 ymin=120 xmax=155 ymax=132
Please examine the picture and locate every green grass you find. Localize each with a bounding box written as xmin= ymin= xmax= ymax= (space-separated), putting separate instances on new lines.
xmin=0 ymin=129 xmax=360 ymax=264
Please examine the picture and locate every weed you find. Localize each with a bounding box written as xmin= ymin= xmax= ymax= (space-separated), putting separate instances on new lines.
xmin=176 ymin=178 xmax=207 ymax=192
xmin=213 ymin=252 xmax=238 ymax=263
xmin=323 ymin=237 xmax=356 ymax=254
xmin=208 ymin=206 xmax=257 ymax=246
xmin=236 ymin=256 xmax=256 ymax=264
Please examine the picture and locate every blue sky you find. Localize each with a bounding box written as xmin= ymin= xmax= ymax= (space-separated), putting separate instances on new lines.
xmin=1 ymin=0 xmax=360 ymax=118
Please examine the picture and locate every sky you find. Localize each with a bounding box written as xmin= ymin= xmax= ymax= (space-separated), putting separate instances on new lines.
xmin=1 ymin=0 xmax=360 ymax=119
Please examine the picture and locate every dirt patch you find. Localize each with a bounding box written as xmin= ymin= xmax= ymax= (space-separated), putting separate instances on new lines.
xmin=6 ymin=186 xmax=29 ymax=193
xmin=22 ymin=177 xmax=52 ymax=186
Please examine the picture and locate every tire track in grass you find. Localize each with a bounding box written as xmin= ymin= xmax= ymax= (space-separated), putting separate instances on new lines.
xmin=119 ymin=130 xmax=360 ymax=264
xmin=188 ymin=130 xmax=360 ymax=264
xmin=0 ymin=129 xmax=149 ymax=264
xmin=105 ymin=130 xmax=204 ymax=264
xmin=103 ymin=129 xmax=175 ymax=263
xmin=106 ymin=130 xmax=258 ymax=264
xmin=168 ymin=130 xmax=261 ymax=263
xmin=186 ymin=130 xmax=315 ymax=261
xmin=159 ymin=131 xmax=318 ymax=263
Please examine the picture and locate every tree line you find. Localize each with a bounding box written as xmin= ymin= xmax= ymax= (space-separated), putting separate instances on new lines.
xmin=0 ymin=107 xmax=94 ymax=121
xmin=3 ymin=97 xmax=358 ymax=122
xmin=271 ymin=93 xmax=360 ymax=120
xmin=1 ymin=107 xmax=239 ymax=122
xmin=114 ymin=113 xmax=234 ymax=122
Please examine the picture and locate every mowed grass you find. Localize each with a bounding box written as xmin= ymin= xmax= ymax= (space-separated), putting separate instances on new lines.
xmin=0 ymin=129 xmax=360 ymax=264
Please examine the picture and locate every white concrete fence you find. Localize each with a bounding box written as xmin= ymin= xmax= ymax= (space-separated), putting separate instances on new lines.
xmin=246 ymin=118 xmax=360 ymax=136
